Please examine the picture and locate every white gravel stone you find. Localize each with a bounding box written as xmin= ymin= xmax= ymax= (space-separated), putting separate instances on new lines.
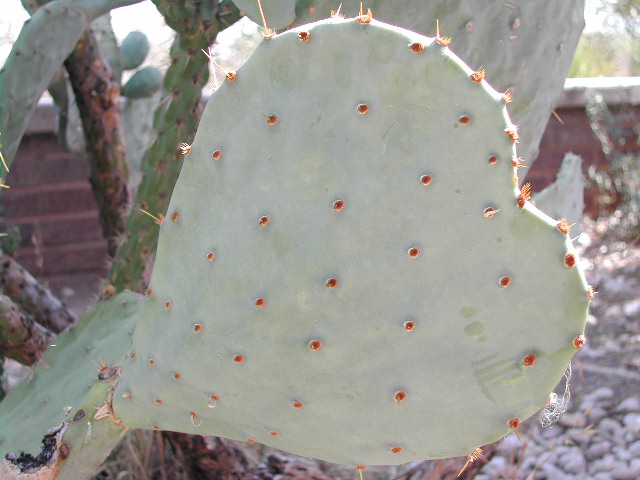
xmin=540 ymin=424 xmax=564 ymax=441
xmin=614 ymin=445 xmax=633 ymax=461
xmin=599 ymin=418 xmax=625 ymax=442
xmin=588 ymin=440 xmax=613 ymax=458
xmin=623 ymin=412 xmax=640 ymax=434
xmin=541 ymin=462 xmax=571 ymax=480
xmin=623 ymin=299 xmax=640 ymax=316
xmin=560 ymin=412 xmax=588 ymax=428
xmin=581 ymin=387 xmax=615 ymax=410
xmin=628 ymin=440 xmax=640 ymax=457
xmin=616 ymin=397 xmax=640 ymax=413
xmin=611 ymin=463 xmax=640 ymax=480
xmin=559 ymin=447 xmax=587 ymax=474
xmin=481 ymin=456 xmax=506 ymax=478
xmin=590 ymin=454 xmax=618 ymax=473
xmin=588 ymin=406 xmax=609 ymax=422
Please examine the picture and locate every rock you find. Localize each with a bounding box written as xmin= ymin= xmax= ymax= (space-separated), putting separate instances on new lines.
xmin=612 ymin=463 xmax=639 ymax=480
xmin=540 ymin=424 xmax=564 ymax=441
xmin=588 ymin=406 xmax=609 ymax=422
xmin=581 ymin=387 xmax=615 ymax=410
xmin=587 ymin=440 xmax=613 ymax=459
xmin=599 ymin=418 xmax=625 ymax=443
xmin=541 ymin=462 xmax=571 ymax=480
xmin=614 ymin=445 xmax=633 ymax=461
xmin=559 ymin=447 xmax=587 ymax=474
xmin=501 ymin=434 xmax=523 ymax=458
xmin=623 ymin=412 xmax=640 ymax=434
xmin=590 ymin=454 xmax=619 ymax=473
xmin=623 ymin=299 xmax=640 ymax=316
xmin=560 ymin=412 xmax=588 ymax=428
xmin=627 ymin=440 xmax=640 ymax=457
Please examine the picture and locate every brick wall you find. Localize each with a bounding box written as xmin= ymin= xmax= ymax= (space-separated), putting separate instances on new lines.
xmin=4 ymin=81 xmax=640 ymax=300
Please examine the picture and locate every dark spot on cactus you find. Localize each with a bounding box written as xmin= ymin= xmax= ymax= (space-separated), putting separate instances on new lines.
xmin=309 ymin=339 xmax=323 ymax=351
xmin=470 ymin=68 xmax=485 ymax=82
xmin=298 ymin=31 xmax=311 ymax=42
xmin=333 ymin=200 xmax=345 ymax=211
xmin=122 ymin=392 xmax=132 ymax=399
xmin=131 ymin=353 xmax=137 ymax=360
xmin=587 ymin=286 xmax=597 ymax=300
xmin=410 ymin=42 xmax=424 ymax=53
xmin=234 ymin=354 xmax=245 ymax=363
xmin=165 ymin=301 xmax=172 ymax=310
xmin=523 ymin=354 xmax=537 ymax=367
xmin=207 ymin=252 xmax=216 ymax=262
xmin=226 ymin=71 xmax=237 ymax=82
xmin=505 ymin=126 xmax=519 ymax=143
xmin=404 ymin=320 xmax=415 ymax=331
xmin=293 ymin=401 xmax=304 ymax=409
xmin=190 ymin=411 xmax=202 ymax=426
xmin=483 ymin=207 xmax=500 ymax=218
xmin=357 ymin=104 xmax=369 ymax=115
xmin=390 ymin=446 xmax=403 ymax=454
xmin=259 ymin=216 xmax=270 ymax=226
xmin=171 ymin=212 xmax=179 ymax=222
xmin=503 ymin=90 xmax=513 ymax=104
xmin=564 ymin=253 xmax=576 ymax=268
xmin=153 ymin=425 xmax=161 ymax=430
xmin=174 ymin=373 xmax=182 ymax=380
xmin=326 ymin=278 xmax=338 ymax=289
xmin=557 ymin=218 xmax=572 ymax=234
xmin=420 ymin=175 xmax=432 ymax=185
xmin=573 ymin=334 xmax=585 ymax=349
xmin=256 ymin=298 xmax=266 ymax=308
xmin=395 ymin=391 xmax=407 ymax=403
xmin=213 ymin=150 xmax=222 ymax=160
xmin=194 ymin=324 xmax=203 ymax=333
xmin=72 ymin=409 xmax=86 ymax=422
xmin=149 ymin=359 xmax=156 ymax=366
xmin=247 ymin=438 xmax=256 ymax=444
xmin=155 ymin=398 xmax=164 ymax=404
xmin=267 ymin=114 xmax=278 ymax=125
xmin=465 ymin=21 xmax=474 ymax=32
xmin=408 ymin=247 xmax=420 ymax=258
xmin=59 ymin=443 xmax=70 ymax=460
xmin=459 ymin=115 xmax=471 ymax=125
xmin=488 ymin=155 xmax=499 ymax=165
xmin=270 ymin=430 xmax=279 ymax=437
xmin=208 ymin=394 xmax=219 ymax=408
xmin=517 ymin=184 xmax=532 ymax=209
xmin=499 ymin=276 xmax=511 ymax=288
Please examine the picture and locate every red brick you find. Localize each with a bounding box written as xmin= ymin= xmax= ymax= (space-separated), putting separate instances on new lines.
xmin=3 ymin=184 xmax=96 ymax=218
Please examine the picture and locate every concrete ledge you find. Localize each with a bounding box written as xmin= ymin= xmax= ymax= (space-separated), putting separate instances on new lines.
xmin=559 ymin=77 xmax=640 ymax=108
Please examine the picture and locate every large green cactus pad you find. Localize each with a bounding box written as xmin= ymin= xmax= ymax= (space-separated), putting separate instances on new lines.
xmin=0 ymin=293 xmax=142 ymax=478
xmin=114 ymin=17 xmax=590 ymax=466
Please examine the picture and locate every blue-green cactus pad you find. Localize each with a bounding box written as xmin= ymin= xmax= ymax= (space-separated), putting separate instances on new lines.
xmin=114 ymin=17 xmax=590 ymax=466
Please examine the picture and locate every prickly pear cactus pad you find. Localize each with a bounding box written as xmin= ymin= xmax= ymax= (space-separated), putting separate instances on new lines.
xmin=114 ymin=17 xmax=591 ymax=466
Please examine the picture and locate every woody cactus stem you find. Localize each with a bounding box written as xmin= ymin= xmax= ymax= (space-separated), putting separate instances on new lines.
xmin=108 ymin=0 xmax=242 ymax=292
xmin=64 ymin=31 xmax=130 ymax=256
xmin=0 ymin=0 xmax=143 ymax=166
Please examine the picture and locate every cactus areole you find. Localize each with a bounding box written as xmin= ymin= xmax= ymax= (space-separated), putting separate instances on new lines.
xmin=115 ymin=17 xmax=590 ymax=466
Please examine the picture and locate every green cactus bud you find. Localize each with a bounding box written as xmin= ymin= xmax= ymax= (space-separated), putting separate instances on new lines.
xmin=121 ymin=66 xmax=163 ymax=99
xmin=120 ymin=30 xmax=150 ymax=71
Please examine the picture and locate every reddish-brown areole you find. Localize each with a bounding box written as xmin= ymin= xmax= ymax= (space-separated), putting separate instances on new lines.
xmin=309 ymin=340 xmax=323 ymax=351
xmin=499 ymin=276 xmax=511 ymax=288
xmin=255 ymin=298 xmax=266 ymax=308
xmin=488 ymin=155 xmax=499 ymax=165
xmin=420 ymin=175 xmax=432 ymax=185
xmin=564 ymin=253 xmax=576 ymax=268
xmin=410 ymin=42 xmax=424 ymax=53
xmin=404 ymin=320 xmax=415 ymax=331
xmin=212 ymin=150 xmax=221 ymax=160
xmin=234 ymin=354 xmax=245 ymax=363
xmin=395 ymin=391 xmax=407 ymax=403
xmin=573 ymin=334 xmax=586 ymax=349
xmin=171 ymin=211 xmax=179 ymax=222
xmin=326 ymin=278 xmax=338 ymax=289
xmin=207 ymin=252 xmax=215 ymax=262
xmin=293 ymin=401 xmax=304 ymax=409
xmin=259 ymin=216 xmax=270 ymax=226
xmin=266 ymin=114 xmax=278 ymax=125
xmin=390 ymin=446 xmax=403 ymax=454
xmin=459 ymin=115 xmax=471 ymax=125
xmin=523 ymin=353 xmax=537 ymax=367
xmin=470 ymin=68 xmax=485 ymax=82
xmin=298 ymin=31 xmax=311 ymax=42
xmin=333 ymin=200 xmax=345 ymax=211
xmin=357 ymin=104 xmax=369 ymax=114
xmin=408 ymin=247 xmax=420 ymax=258
xmin=517 ymin=184 xmax=532 ymax=209
xmin=505 ymin=126 xmax=519 ymax=143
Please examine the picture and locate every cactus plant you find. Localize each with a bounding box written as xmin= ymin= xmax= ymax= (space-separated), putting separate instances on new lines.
xmin=0 ymin=3 xmax=592 ymax=479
